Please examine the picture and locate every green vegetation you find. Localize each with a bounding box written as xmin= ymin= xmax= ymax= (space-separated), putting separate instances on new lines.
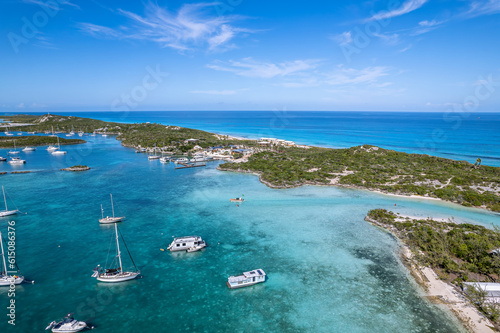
xmin=367 ymin=209 xmax=500 ymax=280
xmin=2 ymin=114 xmax=255 ymax=152
xmin=367 ymin=208 xmax=500 ymax=325
xmin=0 ymin=136 xmax=84 ymax=148
xmin=220 ymin=145 xmax=500 ymax=211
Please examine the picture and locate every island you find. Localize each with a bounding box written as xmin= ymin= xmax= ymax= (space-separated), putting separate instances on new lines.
xmin=3 ymin=113 xmax=500 ymax=212
xmin=61 ymin=165 xmax=90 ymax=172
xmin=366 ymin=209 xmax=500 ymax=332
xmin=0 ymin=135 xmax=85 ymax=148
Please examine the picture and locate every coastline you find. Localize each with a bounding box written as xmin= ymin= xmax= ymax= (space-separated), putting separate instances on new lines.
xmin=217 ymin=166 xmax=496 ymax=213
xmin=365 ymin=215 xmax=496 ymax=333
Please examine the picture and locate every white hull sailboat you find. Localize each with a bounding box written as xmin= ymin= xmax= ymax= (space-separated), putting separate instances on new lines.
xmin=0 ymin=231 xmax=24 ymax=286
xmin=99 ymin=194 xmax=125 ymax=224
xmin=92 ymin=223 xmax=140 ymax=283
xmin=8 ymin=140 xmax=20 ymax=155
xmin=0 ymin=186 xmax=19 ymax=217
xmin=52 ymin=136 xmax=66 ymax=155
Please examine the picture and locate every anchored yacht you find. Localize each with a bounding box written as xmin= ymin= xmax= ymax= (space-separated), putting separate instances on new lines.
xmin=227 ymin=269 xmax=266 ymax=289
xmin=167 ymin=236 xmax=206 ymax=252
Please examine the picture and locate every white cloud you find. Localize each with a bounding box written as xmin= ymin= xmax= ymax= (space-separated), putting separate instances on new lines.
xmin=15 ymin=103 xmax=25 ymax=109
xmin=207 ymin=58 xmax=321 ymax=79
xmin=398 ymin=44 xmax=412 ymax=53
xmin=369 ymin=0 xmax=428 ymax=21
xmin=23 ymin=0 xmax=80 ymax=10
xmin=332 ymin=31 xmax=353 ymax=45
xmin=325 ymin=66 xmax=390 ymax=85
xmin=190 ymin=90 xmax=238 ymax=95
xmin=411 ymin=19 xmax=447 ymax=35
xmin=78 ymin=2 xmax=254 ymax=52
xmin=77 ymin=23 xmax=121 ymax=38
xmin=372 ymin=32 xmax=400 ymax=45
xmin=464 ymin=0 xmax=500 ymax=18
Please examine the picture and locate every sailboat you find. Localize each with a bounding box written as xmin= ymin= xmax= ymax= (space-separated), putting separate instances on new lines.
xmin=0 ymin=231 xmax=24 ymax=285
xmin=99 ymin=194 xmax=125 ymax=224
xmin=8 ymin=140 xmax=20 ymax=155
xmin=66 ymin=126 xmax=75 ymax=137
xmin=49 ymin=126 xmax=57 ymax=137
xmin=51 ymin=137 xmax=67 ymax=155
xmin=92 ymin=223 xmax=140 ymax=282
xmin=0 ymin=186 xmax=19 ymax=217
xmin=148 ymin=144 xmax=160 ymax=160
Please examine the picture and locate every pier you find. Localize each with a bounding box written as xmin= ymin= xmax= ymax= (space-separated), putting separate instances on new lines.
xmin=175 ymin=162 xmax=207 ymax=170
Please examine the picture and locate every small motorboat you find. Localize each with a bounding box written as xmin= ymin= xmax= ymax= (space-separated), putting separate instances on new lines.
xmin=45 ymin=314 xmax=89 ymax=332
xmin=22 ymin=147 xmax=36 ymax=151
xmin=186 ymin=243 xmax=207 ymax=253
xmin=0 ymin=157 xmax=6 ymax=162
xmin=230 ymin=197 xmax=244 ymax=202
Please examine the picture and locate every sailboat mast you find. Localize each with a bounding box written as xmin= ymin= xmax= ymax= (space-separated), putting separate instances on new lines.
xmin=115 ymin=224 xmax=123 ymax=273
xmin=110 ymin=194 xmax=115 ymax=218
xmin=2 ymin=186 xmax=8 ymax=212
xmin=0 ymin=232 xmax=7 ymax=275
xmin=101 ymin=204 xmax=104 ymax=219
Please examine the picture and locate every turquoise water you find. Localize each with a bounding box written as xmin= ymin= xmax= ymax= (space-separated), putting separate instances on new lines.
xmin=1 ymin=134 xmax=500 ymax=332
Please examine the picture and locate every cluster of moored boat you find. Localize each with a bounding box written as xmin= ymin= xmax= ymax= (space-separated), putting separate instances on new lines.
xmin=0 ymin=152 xmax=264 ymax=332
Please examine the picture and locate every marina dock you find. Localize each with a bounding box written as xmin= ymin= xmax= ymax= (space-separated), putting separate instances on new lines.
xmin=175 ymin=162 xmax=207 ymax=169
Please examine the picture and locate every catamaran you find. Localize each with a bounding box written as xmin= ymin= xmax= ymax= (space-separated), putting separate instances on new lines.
xmin=99 ymin=194 xmax=125 ymax=224
xmin=0 ymin=186 xmax=18 ymax=217
xmin=45 ymin=314 xmax=89 ymax=333
xmin=0 ymin=231 xmax=24 ymax=285
xmin=92 ymin=223 xmax=140 ymax=282
xmin=51 ymin=137 xmax=67 ymax=155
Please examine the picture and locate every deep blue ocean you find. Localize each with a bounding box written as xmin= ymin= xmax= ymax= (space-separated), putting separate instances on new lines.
xmin=0 ymin=111 xmax=499 ymax=332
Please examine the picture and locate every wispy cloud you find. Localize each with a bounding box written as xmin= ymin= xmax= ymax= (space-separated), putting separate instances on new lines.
xmin=331 ymin=31 xmax=353 ymax=45
xmin=325 ymin=66 xmax=391 ymax=85
xmin=207 ymin=58 xmax=321 ymax=78
xmin=23 ymin=0 xmax=80 ymax=10
xmin=77 ymin=23 xmax=122 ymax=38
xmin=398 ymin=44 xmax=412 ymax=53
xmin=368 ymin=0 xmax=428 ymax=21
xmin=78 ymin=2 xmax=255 ymax=52
xmin=207 ymin=58 xmax=394 ymax=90
xmin=411 ymin=19 xmax=447 ymax=35
xmin=463 ymin=0 xmax=500 ymax=18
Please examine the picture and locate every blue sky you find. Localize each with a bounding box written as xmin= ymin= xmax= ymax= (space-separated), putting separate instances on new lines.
xmin=1 ymin=0 xmax=499 ymax=111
